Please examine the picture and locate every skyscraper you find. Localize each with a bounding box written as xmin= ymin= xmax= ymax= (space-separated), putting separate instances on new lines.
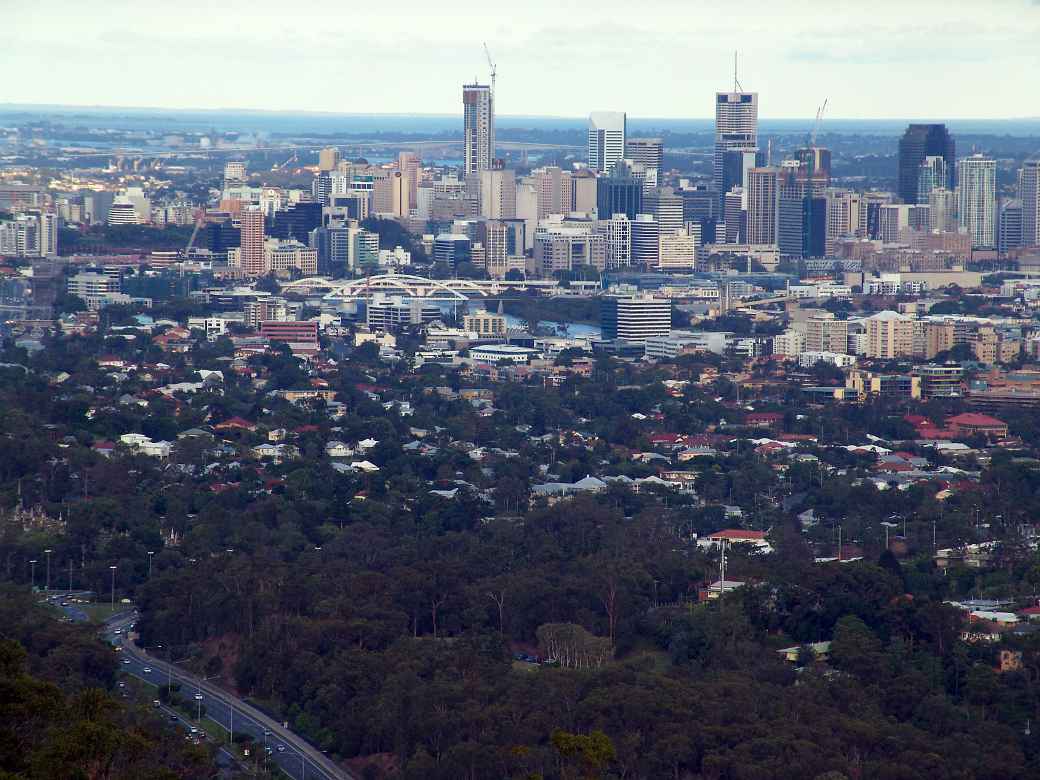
xmin=897 ymin=124 xmax=955 ymax=205
xmin=714 ymin=91 xmax=759 ymax=206
xmin=917 ymin=156 xmax=948 ymax=205
xmin=1021 ymin=160 xmax=1040 ymax=247
xmin=957 ymin=155 xmax=997 ymax=249
xmin=588 ymin=112 xmax=627 ymax=175
xmin=463 ymin=84 xmax=494 ymax=177
xmin=746 ymin=167 xmax=778 ymax=245
xmin=596 ymin=176 xmax=643 ymax=221
xmin=479 ymin=168 xmax=517 ymax=219
xmin=239 ymin=206 xmax=265 ymax=276
xmin=624 ymin=138 xmax=663 ymax=184
xmin=999 ymin=199 xmax=1024 ymax=255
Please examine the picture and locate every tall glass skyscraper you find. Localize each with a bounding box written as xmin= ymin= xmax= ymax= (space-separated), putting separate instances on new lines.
xmin=713 ymin=92 xmax=758 ymax=207
xmin=898 ymin=124 xmax=955 ymax=205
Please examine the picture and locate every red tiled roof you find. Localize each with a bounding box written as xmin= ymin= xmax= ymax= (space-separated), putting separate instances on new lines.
xmin=709 ymin=529 xmax=767 ymax=540
xmin=948 ymin=413 xmax=1006 ymax=427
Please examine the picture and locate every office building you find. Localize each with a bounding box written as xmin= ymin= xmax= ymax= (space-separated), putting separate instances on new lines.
xmin=596 ymin=176 xmax=643 ymax=220
xmin=239 ymin=207 xmax=266 ymax=276
xmin=714 ymin=91 xmax=758 ymax=205
xmin=268 ymin=201 xmax=322 ymax=242
xmin=318 ymin=148 xmax=341 ymax=173
xmin=477 ymin=221 xmax=509 ymax=278
xmin=265 ymin=239 xmax=318 ymax=276
xmin=778 ymin=196 xmax=826 ymax=258
xmin=463 ymin=84 xmax=495 ymax=177
xmin=957 ymin=155 xmax=997 ymax=249
xmin=826 ymin=190 xmax=862 ymax=253
xmin=721 ymin=149 xmax=760 ymax=205
xmin=224 ymin=161 xmax=247 ymax=183
xmin=588 ymin=111 xmax=627 ymax=175
xmin=898 ymin=124 xmax=955 ymax=204
xmin=571 ymin=169 xmax=598 ymax=213
xmin=600 ymin=294 xmax=672 ymax=341
xmin=998 ymin=200 xmax=1023 ymax=256
xmin=643 ymin=187 xmax=684 ymax=235
xmin=723 ymin=189 xmax=745 ymax=243
xmin=398 ymin=152 xmax=421 ymax=212
xmin=681 ymin=186 xmax=720 ymax=223
xmin=433 ymin=234 xmax=471 ymax=269
xmin=929 ymin=187 xmax=958 ymax=233
xmin=917 ymin=156 xmax=948 ymax=205
xmin=625 ymin=138 xmax=663 ymax=181
xmin=532 ymin=222 xmax=605 ymax=277
xmin=598 ymin=213 xmax=632 ymax=270
xmin=480 ymin=169 xmax=516 ymax=219
xmin=1022 ymin=160 xmax=1040 ymax=247
xmin=630 ymin=214 xmax=660 ymax=266
xmin=746 ymin=168 xmax=779 ymax=246
xmin=657 ymin=227 xmax=699 ymax=270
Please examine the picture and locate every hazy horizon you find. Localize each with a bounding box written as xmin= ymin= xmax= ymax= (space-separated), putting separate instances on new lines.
xmin=9 ymin=0 xmax=1040 ymax=120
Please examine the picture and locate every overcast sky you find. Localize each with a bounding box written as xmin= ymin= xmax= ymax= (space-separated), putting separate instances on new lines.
xmin=7 ymin=0 xmax=1039 ymax=120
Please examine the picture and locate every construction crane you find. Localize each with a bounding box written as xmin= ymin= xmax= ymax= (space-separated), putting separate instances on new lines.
xmin=809 ymin=99 xmax=828 ymax=147
xmin=483 ymin=42 xmax=497 ymax=96
xmin=183 ymin=208 xmax=206 ymax=259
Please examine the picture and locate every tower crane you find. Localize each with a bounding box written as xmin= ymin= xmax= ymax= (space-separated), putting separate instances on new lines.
xmin=483 ymin=43 xmax=497 ymax=96
xmin=810 ymin=99 xmax=828 ymax=147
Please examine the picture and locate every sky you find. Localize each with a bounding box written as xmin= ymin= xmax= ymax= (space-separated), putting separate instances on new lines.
xmin=7 ymin=0 xmax=1040 ymax=120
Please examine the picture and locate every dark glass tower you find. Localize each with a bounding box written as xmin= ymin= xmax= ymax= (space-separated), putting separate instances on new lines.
xmin=596 ymin=177 xmax=643 ymax=220
xmin=898 ymin=124 xmax=955 ymax=205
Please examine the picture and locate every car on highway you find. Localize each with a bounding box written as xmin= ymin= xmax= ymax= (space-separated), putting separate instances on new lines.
xmin=121 ymin=659 xmax=130 ymax=665
xmin=277 ymin=745 xmax=286 ymax=753
xmin=143 ymin=667 xmax=152 ymax=673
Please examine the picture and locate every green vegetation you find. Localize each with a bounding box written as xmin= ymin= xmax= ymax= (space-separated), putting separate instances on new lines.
xmin=0 ymin=587 xmax=217 ymax=779
xmin=59 ymin=224 xmax=195 ymax=255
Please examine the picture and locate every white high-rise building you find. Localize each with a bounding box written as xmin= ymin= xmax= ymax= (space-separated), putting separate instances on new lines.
xmin=479 ymin=169 xmax=516 ymax=219
xmin=714 ymin=91 xmax=759 ymax=202
xmin=598 ymin=213 xmax=632 ymax=269
xmin=1021 ymin=160 xmax=1040 ymax=247
xmin=928 ymin=187 xmax=958 ymax=233
xmin=957 ymin=155 xmax=997 ymax=249
xmin=224 ymin=161 xmax=246 ymax=183
xmin=588 ymin=112 xmax=627 ymax=175
xmin=463 ymin=84 xmax=494 ymax=177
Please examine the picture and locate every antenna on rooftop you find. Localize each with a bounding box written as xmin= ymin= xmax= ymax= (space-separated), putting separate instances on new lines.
xmin=733 ymin=51 xmax=743 ymax=92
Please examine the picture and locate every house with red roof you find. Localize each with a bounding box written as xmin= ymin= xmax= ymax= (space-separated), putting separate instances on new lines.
xmin=947 ymin=413 xmax=1008 ymax=438
xmin=213 ymin=416 xmax=257 ymax=432
xmin=745 ymin=412 xmax=783 ymax=429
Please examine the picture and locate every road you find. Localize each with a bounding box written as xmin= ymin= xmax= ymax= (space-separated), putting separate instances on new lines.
xmin=48 ymin=593 xmax=352 ymax=780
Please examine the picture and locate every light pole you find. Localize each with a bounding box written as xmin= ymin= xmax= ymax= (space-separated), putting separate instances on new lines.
xmin=29 ymin=559 xmax=37 ymax=591
xmin=68 ymin=559 xmax=73 ymax=593
xmin=44 ymin=549 xmax=52 ymax=592
xmin=109 ymin=565 xmax=117 ymax=610
xmin=147 ymin=551 xmax=154 ymax=579
xmin=194 ymin=691 xmax=203 ymax=722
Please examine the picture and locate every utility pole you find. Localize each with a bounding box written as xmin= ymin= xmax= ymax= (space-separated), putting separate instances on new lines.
xmin=109 ymin=565 xmax=117 ymax=609
xmin=147 ymin=550 xmax=154 ymax=579
xmin=44 ymin=549 xmax=52 ymax=592
xmin=29 ymin=559 xmax=37 ymax=591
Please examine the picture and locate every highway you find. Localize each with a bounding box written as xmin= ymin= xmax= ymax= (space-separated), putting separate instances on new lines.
xmin=49 ymin=594 xmax=352 ymax=780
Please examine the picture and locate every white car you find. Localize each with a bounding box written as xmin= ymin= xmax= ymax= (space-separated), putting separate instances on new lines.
xmin=143 ymin=667 xmax=152 ymax=673
xmin=122 ymin=659 xmax=130 ymax=665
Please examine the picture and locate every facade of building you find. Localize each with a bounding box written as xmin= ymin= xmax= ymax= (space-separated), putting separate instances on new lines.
xmin=898 ymin=124 xmax=955 ymax=205
xmin=746 ymin=168 xmax=779 ymax=246
xmin=600 ymin=294 xmax=672 ymax=341
xmin=463 ymin=84 xmax=495 ymax=177
xmin=1022 ymin=160 xmax=1040 ymax=248
xmin=957 ymin=155 xmax=997 ymax=249
xmin=714 ymin=91 xmax=759 ymax=205
xmin=865 ymin=311 xmax=915 ymax=359
xmin=238 ymin=207 xmax=265 ymax=276
xmin=588 ymin=112 xmax=627 ymax=175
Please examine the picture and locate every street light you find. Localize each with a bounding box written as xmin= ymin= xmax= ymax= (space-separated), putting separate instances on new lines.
xmin=147 ymin=551 xmax=154 ymax=579
xmin=194 ymin=691 xmax=203 ymax=721
xmin=44 ymin=549 xmax=52 ymax=592
xmin=109 ymin=565 xmax=117 ymax=610
xmin=29 ymin=559 xmax=37 ymax=591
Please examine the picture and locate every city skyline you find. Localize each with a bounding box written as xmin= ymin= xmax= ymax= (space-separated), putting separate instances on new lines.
xmin=8 ymin=0 xmax=1040 ymax=120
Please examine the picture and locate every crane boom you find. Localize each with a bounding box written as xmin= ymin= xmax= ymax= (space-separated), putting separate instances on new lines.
xmin=483 ymin=43 xmax=496 ymax=95
xmin=811 ymin=99 xmax=828 ymax=146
